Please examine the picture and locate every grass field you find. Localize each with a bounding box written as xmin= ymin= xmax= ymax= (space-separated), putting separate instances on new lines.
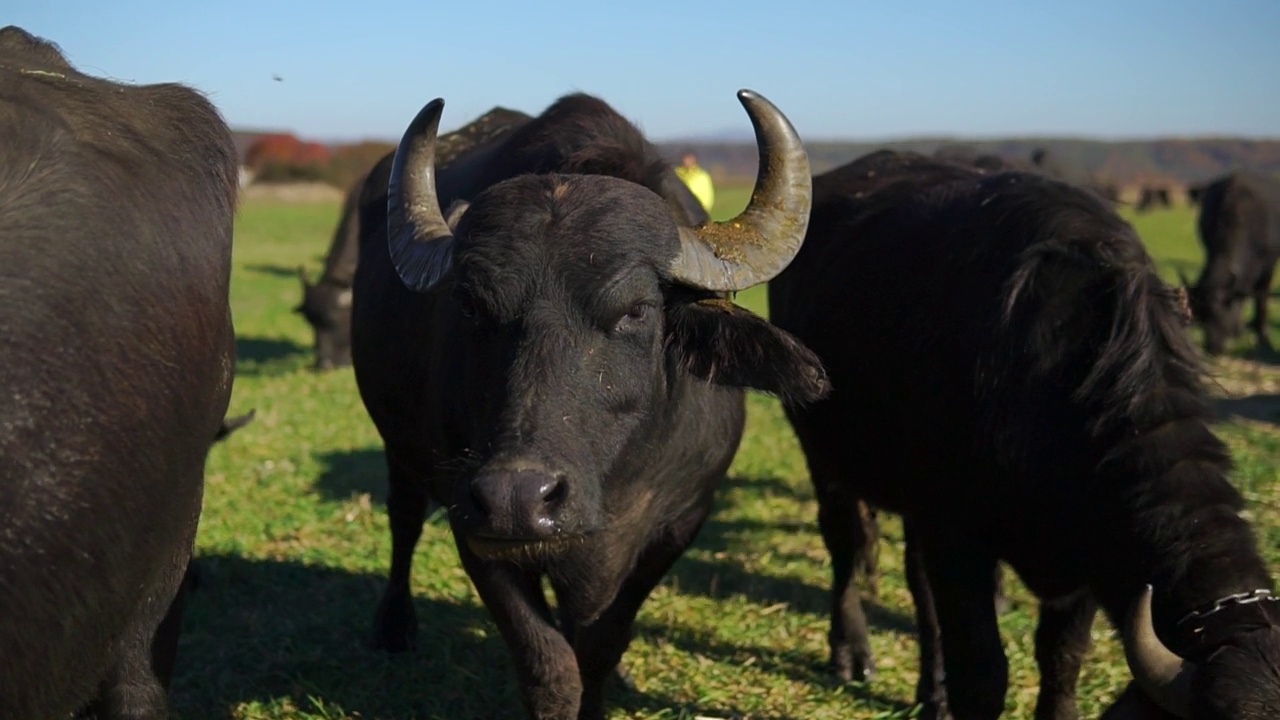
xmin=173 ymin=185 xmax=1280 ymax=719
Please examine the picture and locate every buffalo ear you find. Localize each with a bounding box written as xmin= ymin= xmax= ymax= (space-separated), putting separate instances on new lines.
xmin=666 ymin=298 xmax=830 ymax=405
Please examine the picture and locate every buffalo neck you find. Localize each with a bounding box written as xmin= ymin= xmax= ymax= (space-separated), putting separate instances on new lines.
xmin=1089 ymin=385 xmax=1274 ymax=657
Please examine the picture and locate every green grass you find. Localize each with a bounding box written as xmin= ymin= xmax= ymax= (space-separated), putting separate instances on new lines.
xmin=174 ymin=193 xmax=1280 ymax=719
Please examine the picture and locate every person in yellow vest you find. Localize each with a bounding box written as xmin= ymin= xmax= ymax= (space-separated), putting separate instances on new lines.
xmin=675 ymin=151 xmax=715 ymax=213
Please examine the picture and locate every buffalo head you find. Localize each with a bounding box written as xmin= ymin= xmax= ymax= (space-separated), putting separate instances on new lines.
xmin=295 ymin=266 xmax=353 ymax=369
xmin=1179 ymin=266 xmax=1246 ymax=356
xmin=383 ymin=91 xmax=826 ymax=555
xmin=1120 ymin=585 xmax=1280 ymax=719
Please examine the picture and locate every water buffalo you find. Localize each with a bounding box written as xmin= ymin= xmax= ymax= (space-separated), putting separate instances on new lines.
xmin=1137 ymin=186 xmax=1173 ymax=213
xmin=298 ymin=108 xmax=531 ymax=369
xmin=351 ymin=90 xmax=824 ymax=719
xmin=0 ymin=25 xmax=238 ymax=719
xmin=1182 ymin=172 xmax=1280 ymax=355
xmin=770 ymin=151 xmax=1280 ymax=719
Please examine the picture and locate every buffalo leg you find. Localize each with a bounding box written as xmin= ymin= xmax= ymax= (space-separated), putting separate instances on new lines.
xmin=903 ymin=519 xmax=949 ymax=720
xmin=1250 ymin=266 xmax=1274 ymax=352
xmin=569 ymin=505 xmax=712 ymax=720
xmin=857 ymin=500 xmax=882 ymax=597
xmin=148 ymin=560 xmax=198 ymax=690
xmin=79 ymin=632 xmax=169 ymax=719
xmin=459 ymin=547 xmax=580 ymax=720
xmin=1033 ymin=590 xmax=1096 ymax=720
xmin=372 ymin=456 xmax=430 ymax=652
xmin=920 ymin=535 xmax=1007 ymax=720
xmin=812 ymin=470 xmax=876 ymax=682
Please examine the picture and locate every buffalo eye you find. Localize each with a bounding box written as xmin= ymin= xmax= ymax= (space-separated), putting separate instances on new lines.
xmin=613 ymin=302 xmax=653 ymax=332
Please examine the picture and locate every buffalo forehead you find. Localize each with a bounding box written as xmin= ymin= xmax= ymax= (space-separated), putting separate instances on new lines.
xmin=457 ymin=174 xmax=679 ymax=308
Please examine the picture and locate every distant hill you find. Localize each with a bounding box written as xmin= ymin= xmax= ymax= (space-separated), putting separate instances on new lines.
xmin=232 ymin=126 xmax=1280 ymax=191
xmin=657 ymin=137 xmax=1280 ymax=188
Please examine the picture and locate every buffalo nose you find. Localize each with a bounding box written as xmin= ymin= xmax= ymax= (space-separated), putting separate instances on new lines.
xmin=468 ymin=469 xmax=568 ymax=538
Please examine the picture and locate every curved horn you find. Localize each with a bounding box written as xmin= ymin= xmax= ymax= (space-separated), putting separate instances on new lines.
xmin=670 ymin=89 xmax=812 ymax=292
xmin=387 ymin=98 xmax=456 ymax=293
xmin=1121 ymin=585 xmax=1194 ymax=719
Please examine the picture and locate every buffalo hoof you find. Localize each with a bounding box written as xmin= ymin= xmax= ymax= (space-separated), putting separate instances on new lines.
xmin=371 ymin=596 xmax=417 ymax=653
xmin=917 ymin=699 xmax=953 ymax=720
xmin=612 ymin=664 xmax=637 ymax=692
xmin=830 ymin=647 xmax=875 ymax=683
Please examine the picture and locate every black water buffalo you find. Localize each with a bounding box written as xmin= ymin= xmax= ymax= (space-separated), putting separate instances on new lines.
xmin=1137 ymin=186 xmax=1173 ymax=212
xmin=770 ymin=151 xmax=1280 ymax=719
xmin=1182 ymin=172 xmax=1280 ymax=355
xmin=0 ymin=25 xmax=238 ymax=719
xmin=351 ymin=90 xmax=824 ymax=719
xmin=298 ymin=108 xmax=531 ymax=369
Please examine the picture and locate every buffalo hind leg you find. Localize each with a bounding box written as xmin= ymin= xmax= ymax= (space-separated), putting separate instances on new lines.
xmin=568 ymin=506 xmax=712 ymax=720
xmin=372 ymin=455 xmax=430 ymax=652
xmin=856 ymin=500 xmax=882 ymax=597
xmin=460 ymin=547 xmax=580 ymax=720
xmin=1033 ymin=590 xmax=1097 ymax=720
xmin=148 ymin=560 xmax=198 ymax=690
xmin=920 ymin=535 xmax=1007 ymax=720
xmin=903 ymin=519 xmax=949 ymax=720
xmin=1250 ymin=266 xmax=1275 ymax=352
xmin=813 ymin=474 xmax=876 ymax=682
xmin=78 ymin=637 xmax=169 ymax=720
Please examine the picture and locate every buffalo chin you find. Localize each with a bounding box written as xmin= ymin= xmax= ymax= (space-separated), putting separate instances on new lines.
xmin=465 ymin=533 xmax=582 ymax=562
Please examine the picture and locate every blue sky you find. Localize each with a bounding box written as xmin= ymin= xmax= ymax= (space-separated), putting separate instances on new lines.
xmin=9 ymin=1 xmax=1279 ymax=142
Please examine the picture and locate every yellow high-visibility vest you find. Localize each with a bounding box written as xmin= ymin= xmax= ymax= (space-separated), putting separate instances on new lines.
xmin=675 ymin=164 xmax=716 ymax=213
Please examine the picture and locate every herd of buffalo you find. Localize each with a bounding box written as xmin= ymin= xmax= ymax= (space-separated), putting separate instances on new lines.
xmin=6 ymin=23 xmax=1280 ymax=720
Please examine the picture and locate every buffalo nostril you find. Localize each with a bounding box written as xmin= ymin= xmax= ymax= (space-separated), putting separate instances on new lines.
xmin=541 ymin=476 xmax=567 ymax=506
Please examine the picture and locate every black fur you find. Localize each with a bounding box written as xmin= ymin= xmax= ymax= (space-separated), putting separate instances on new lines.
xmin=0 ymin=25 xmax=237 ymax=720
xmin=770 ymin=151 xmax=1280 ymax=719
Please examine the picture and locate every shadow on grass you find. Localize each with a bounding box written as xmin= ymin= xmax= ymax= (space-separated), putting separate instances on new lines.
xmin=669 ymin=506 xmax=917 ymax=637
xmin=171 ymin=554 xmax=767 ymax=719
xmin=632 ymin=618 xmax=916 ymax=718
xmin=242 ymin=263 xmax=304 ymax=279
xmin=728 ymin=474 xmax=812 ymax=499
xmin=235 ymin=336 xmax=310 ymax=377
xmin=312 ymin=448 xmax=388 ymax=504
xmin=1215 ymin=394 xmax=1280 ymax=425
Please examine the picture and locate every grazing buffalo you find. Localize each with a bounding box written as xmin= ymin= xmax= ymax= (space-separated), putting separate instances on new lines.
xmin=1182 ymin=172 xmax=1280 ymax=355
xmin=0 ymin=25 xmax=238 ymax=719
xmin=296 ymin=157 xmax=392 ymax=369
xmin=351 ymin=90 xmax=825 ymax=719
xmin=770 ymin=151 xmax=1280 ymax=719
xmin=298 ymin=107 xmax=530 ymax=369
